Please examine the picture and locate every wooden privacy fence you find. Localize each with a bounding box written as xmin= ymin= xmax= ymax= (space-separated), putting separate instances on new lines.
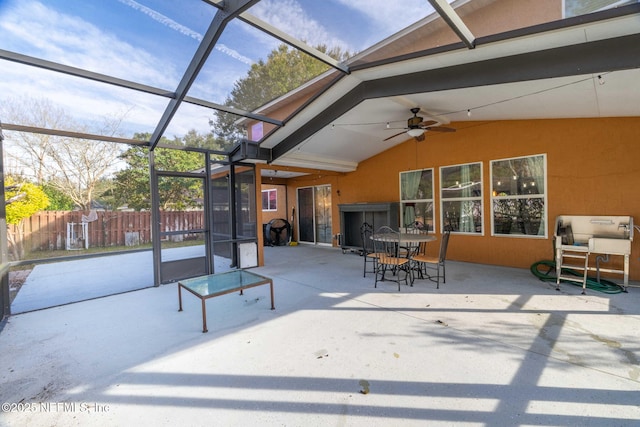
xmin=11 ymin=210 xmax=207 ymax=253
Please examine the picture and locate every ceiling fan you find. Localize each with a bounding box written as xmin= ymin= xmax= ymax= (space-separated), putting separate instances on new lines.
xmin=383 ymin=107 xmax=456 ymax=142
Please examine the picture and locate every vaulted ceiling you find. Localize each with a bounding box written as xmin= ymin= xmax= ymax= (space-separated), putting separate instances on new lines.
xmin=256 ymin=6 xmax=640 ymax=173
xmin=2 ymin=1 xmax=639 ymax=177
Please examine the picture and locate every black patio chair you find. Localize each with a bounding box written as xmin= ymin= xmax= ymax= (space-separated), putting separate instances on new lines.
xmin=360 ymin=222 xmax=381 ymax=277
xmin=411 ymin=228 xmax=451 ymax=289
xmin=373 ymin=226 xmax=411 ymax=291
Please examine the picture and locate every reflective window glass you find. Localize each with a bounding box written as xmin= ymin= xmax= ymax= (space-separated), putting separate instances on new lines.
xmin=400 ymin=169 xmax=434 ymax=231
xmin=565 ymin=0 xmax=638 ymax=17
xmin=457 ymin=0 xmax=637 ymax=40
xmin=491 ymin=154 xmax=547 ymax=237
xmin=440 ymin=162 xmax=482 ymax=234
xmin=262 ymin=189 xmax=277 ymax=211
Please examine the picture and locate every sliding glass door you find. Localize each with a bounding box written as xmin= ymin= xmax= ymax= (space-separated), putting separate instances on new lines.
xmin=297 ymin=185 xmax=331 ymax=245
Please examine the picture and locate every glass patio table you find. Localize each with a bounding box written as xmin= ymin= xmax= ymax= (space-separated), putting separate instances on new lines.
xmin=178 ymin=270 xmax=275 ymax=333
xmin=371 ymin=232 xmax=438 ymax=281
xmin=371 ymin=232 xmax=437 ymax=256
xmin=371 ymin=233 xmax=437 ymax=244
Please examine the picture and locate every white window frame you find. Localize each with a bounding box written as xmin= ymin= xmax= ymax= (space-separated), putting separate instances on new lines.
xmin=440 ymin=162 xmax=483 ymax=235
xmin=399 ymin=168 xmax=435 ymax=232
xmin=261 ymin=188 xmax=277 ymax=211
xmin=490 ymin=153 xmax=547 ymax=238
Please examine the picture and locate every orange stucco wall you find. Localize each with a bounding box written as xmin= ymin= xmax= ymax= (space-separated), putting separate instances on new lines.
xmin=252 ymin=1 xmax=640 ymax=279
xmin=263 ymin=117 xmax=640 ymax=280
xmin=260 ymin=183 xmax=288 ymax=224
xmin=459 ymin=0 xmax=561 ymax=38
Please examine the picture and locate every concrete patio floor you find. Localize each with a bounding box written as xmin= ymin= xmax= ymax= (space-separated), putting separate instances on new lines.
xmin=10 ymin=245 xmax=233 ymax=314
xmin=1 ymin=245 xmax=639 ymax=426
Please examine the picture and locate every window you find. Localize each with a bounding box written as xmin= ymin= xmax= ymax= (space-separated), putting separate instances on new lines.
xmin=400 ymin=169 xmax=434 ymax=231
xmin=491 ymin=154 xmax=547 ymax=237
xmin=440 ymin=162 xmax=483 ymax=234
xmin=261 ymin=189 xmax=277 ymax=211
xmin=564 ymin=0 xmax=637 ymax=18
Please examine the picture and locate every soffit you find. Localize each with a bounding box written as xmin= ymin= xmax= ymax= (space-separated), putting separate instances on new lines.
xmin=259 ymin=11 xmax=640 ymax=172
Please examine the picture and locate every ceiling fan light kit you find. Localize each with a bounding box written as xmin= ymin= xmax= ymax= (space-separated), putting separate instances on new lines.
xmin=382 ymin=107 xmax=456 ymax=141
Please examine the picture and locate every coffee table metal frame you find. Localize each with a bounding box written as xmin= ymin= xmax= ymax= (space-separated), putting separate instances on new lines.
xmin=178 ymin=270 xmax=275 ymax=333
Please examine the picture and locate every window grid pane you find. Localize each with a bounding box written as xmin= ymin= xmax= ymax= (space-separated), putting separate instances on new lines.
xmin=491 ymin=154 xmax=546 ymax=237
xmin=400 ymin=169 xmax=434 ymax=231
xmin=440 ymin=163 xmax=482 ymax=234
xmin=261 ymin=189 xmax=277 ymax=211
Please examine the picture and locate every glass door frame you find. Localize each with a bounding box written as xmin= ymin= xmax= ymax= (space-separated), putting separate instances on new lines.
xmin=296 ymin=184 xmax=332 ymax=246
xmin=208 ymin=161 xmax=259 ymax=271
xmin=150 ymin=151 xmax=212 ymax=285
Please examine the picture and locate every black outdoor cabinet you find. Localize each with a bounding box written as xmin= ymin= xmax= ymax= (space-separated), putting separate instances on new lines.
xmin=339 ymin=202 xmax=400 ymax=253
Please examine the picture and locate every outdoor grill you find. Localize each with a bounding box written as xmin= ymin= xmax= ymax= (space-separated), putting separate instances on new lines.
xmin=554 ymin=215 xmax=634 ymax=291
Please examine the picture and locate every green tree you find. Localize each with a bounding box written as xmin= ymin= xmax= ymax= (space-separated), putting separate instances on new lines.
xmin=211 ymin=43 xmax=351 ymax=149
xmin=41 ymin=183 xmax=75 ymax=210
xmin=114 ymin=133 xmax=207 ymax=211
xmin=5 ymin=177 xmax=50 ymax=260
xmin=182 ymin=129 xmax=225 ymax=154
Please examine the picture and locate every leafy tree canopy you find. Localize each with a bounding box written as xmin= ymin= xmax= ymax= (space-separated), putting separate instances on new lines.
xmin=114 ymin=133 xmax=207 ymax=211
xmin=41 ymin=183 xmax=75 ymax=210
xmin=5 ymin=176 xmax=50 ymax=224
xmin=211 ymin=43 xmax=351 ymax=149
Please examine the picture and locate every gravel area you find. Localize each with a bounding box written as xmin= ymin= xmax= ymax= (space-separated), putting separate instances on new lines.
xmin=8 ymin=269 xmax=31 ymax=304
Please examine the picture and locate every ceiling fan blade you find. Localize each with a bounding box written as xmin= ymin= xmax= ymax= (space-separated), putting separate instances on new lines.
xmin=415 ymin=133 xmax=425 ymax=142
xmin=425 ymin=126 xmax=456 ymax=132
xmin=418 ymin=120 xmax=438 ymax=127
xmin=383 ymin=131 xmax=406 ymax=141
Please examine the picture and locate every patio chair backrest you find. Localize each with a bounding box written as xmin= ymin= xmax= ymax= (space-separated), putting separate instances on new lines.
xmin=415 ymin=241 xmax=428 ymax=257
xmin=360 ymin=222 xmax=374 ymax=254
xmin=439 ymin=229 xmax=451 ymax=264
xmin=374 ymin=226 xmax=400 ymax=257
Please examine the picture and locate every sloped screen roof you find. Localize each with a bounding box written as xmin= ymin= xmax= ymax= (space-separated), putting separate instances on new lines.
xmin=0 ymin=0 xmax=638 ymax=154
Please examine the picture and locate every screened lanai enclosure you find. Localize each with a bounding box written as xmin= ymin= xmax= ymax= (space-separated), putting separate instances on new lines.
xmin=2 ymin=0 xmax=640 ymax=317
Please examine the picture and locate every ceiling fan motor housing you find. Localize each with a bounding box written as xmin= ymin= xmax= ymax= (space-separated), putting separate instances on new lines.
xmin=408 ymin=115 xmax=423 ymax=128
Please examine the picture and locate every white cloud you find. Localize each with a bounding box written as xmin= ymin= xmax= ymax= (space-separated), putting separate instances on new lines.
xmin=0 ymin=1 xmax=178 ymax=135
xmin=1 ymin=0 xmax=430 ymax=139
xmin=0 ymin=1 xmax=229 ymax=137
xmin=334 ymin=0 xmax=430 ymax=31
xmin=247 ymin=0 xmax=431 ymax=54
xmin=164 ymin=102 xmax=215 ymax=139
xmin=117 ymin=0 xmax=253 ymax=65
xmin=0 ymin=1 xmax=179 ymax=89
xmin=250 ymin=0 xmax=353 ymax=51
xmin=0 ymin=61 xmax=168 ymax=137
xmin=117 ymin=0 xmax=203 ymax=42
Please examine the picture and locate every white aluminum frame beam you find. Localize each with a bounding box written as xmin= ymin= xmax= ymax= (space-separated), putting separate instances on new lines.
xmin=427 ymin=0 xmax=476 ymax=48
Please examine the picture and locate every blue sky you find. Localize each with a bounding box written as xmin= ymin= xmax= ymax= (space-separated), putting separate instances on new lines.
xmin=0 ymin=0 xmax=430 ymax=138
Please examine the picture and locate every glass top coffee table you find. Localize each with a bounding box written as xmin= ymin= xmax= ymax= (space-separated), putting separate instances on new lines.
xmin=178 ymin=270 xmax=275 ymax=333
